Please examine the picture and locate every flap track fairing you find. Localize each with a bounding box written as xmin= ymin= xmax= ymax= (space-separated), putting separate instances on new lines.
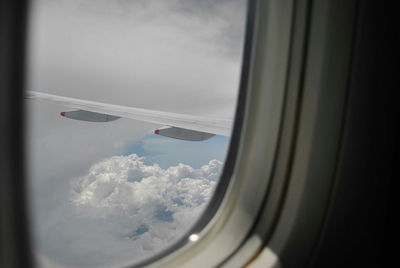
xmin=61 ymin=110 xmax=120 ymax=122
xmin=154 ymin=127 xmax=215 ymax=141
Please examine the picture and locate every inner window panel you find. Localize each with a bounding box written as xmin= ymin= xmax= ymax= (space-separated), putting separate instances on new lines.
xmin=26 ymin=0 xmax=247 ymax=267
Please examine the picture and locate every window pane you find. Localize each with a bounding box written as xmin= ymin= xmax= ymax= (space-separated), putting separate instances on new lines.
xmin=26 ymin=0 xmax=247 ymax=267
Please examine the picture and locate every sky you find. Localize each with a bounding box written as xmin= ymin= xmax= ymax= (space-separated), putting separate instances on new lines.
xmin=26 ymin=0 xmax=246 ymax=267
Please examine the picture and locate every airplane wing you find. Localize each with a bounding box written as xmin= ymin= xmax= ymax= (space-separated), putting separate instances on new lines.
xmin=25 ymin=90 xmax=232 ymax=140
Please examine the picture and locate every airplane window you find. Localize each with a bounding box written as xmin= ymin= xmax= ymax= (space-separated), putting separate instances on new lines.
xmin=25 ymin=0 xmax=247 ymax=267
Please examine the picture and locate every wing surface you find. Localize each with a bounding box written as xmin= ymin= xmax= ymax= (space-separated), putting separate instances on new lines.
xmin=26 ymin=90 xmax=232 ymax=136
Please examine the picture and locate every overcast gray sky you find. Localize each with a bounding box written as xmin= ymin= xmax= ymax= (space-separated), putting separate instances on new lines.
xmin=26 ymin=0 xmax=247 ymax=267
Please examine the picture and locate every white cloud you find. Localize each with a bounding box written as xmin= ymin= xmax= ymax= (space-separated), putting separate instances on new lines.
xmin=37 ymin=154 xmax=222 ymax=267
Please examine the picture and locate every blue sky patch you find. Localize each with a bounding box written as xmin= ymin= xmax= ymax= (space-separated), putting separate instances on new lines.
xmin=123 ymin=134 xmax=229 ymax=169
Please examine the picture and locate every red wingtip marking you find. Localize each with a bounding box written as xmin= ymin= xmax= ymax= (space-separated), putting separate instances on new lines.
xmin=60 ymin=112 xmax=66 ymax=117
xmin=154 ymin=129 xmax=160 ymax=135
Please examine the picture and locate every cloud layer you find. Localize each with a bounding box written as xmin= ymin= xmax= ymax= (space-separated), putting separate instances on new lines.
xmin=37 ymin=154 xmax=222 ymax=267
xmin=28 ymin=0 xmax=246 ymax=117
